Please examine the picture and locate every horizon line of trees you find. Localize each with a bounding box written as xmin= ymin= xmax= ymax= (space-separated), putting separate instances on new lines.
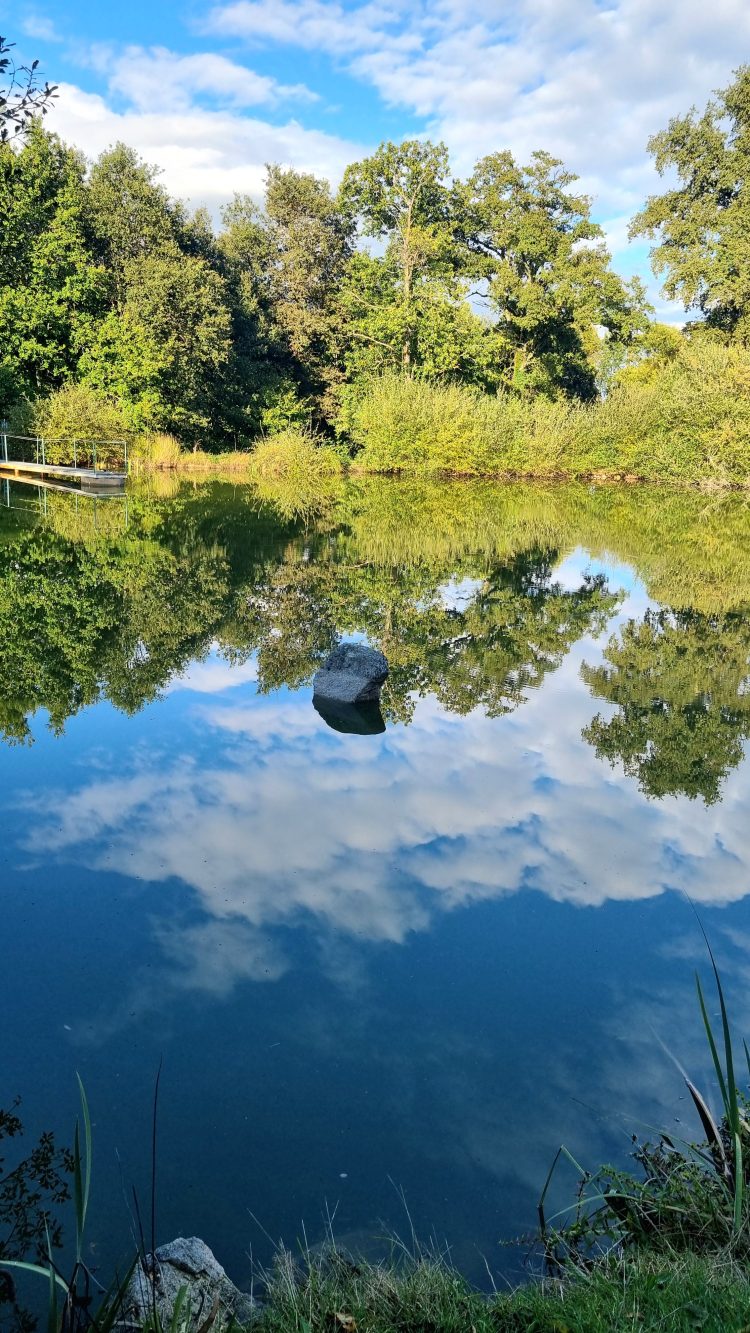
xmin=0 ymin=43 xmax=748 ymax=448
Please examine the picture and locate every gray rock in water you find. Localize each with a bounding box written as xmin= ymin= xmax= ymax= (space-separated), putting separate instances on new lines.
xmin=313 ymin=643 xmax=388 ymax=705
xmin=117 ymin=1237 xmax=258 ymax=1331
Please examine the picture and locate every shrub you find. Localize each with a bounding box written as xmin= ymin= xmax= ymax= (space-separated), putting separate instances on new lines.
xmin=349 ymin=344 xmax=750 ymax=486
xmin=33 ymin=383 xmax=131 ymax=446
xmin=249 ymin=431 xmax=343 ymax=480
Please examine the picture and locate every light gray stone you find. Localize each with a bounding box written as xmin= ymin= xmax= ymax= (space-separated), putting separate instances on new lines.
xmin=313 ymin=643 xmax=388 ymax=705
xmin=117 ymin=1237 xmax=258 ymax=1331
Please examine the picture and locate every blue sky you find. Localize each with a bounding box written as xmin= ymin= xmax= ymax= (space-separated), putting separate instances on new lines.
xmin=11 ymin=0 xmax=750 ymax=315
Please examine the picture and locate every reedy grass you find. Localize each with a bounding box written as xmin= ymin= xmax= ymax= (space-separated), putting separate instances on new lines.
xmin=539 ymin=938 xmax=750 ymax=1270
xmin=129 ymin=434 xmax=184 ymax=473
xmin=248 ymin=432 xmax=343 ymax=481
xmin=349 ymin=343 xmax=750 ymax=487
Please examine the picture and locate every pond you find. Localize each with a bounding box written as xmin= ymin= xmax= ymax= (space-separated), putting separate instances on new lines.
xmin=2 ymin=474 xmax=750 ymax=1292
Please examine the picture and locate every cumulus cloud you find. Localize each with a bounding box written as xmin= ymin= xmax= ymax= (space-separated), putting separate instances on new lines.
xmin=201 ymin=0 xmax=747 ymax=301
xmin=206 ymin=0 xmax=748 ymax=209
xmin=103 ymin=44 xmax=317 ymax=112
xmin=203 ymin=0 xmax=416 ymax=55
xmin=51 ymin=79 xmax=364 ymax=214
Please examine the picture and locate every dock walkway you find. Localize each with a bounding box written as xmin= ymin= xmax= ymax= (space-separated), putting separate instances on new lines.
xmin=0 ymin=459 xmax=126 ymax=487
xmin=0 ymin=430 xmax=128 ymax=488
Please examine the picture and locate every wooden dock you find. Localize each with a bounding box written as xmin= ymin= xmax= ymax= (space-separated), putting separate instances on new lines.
xmin=0 ymin=459 xmax=126 ymax=488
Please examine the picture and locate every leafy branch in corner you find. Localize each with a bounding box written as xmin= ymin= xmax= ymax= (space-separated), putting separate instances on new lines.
xmin=0 ymin=37 xmax=57 ymax=142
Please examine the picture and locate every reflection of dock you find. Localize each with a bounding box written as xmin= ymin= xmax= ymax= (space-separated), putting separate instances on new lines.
xmin=1 ymin=472 xmax=127 ymax=500
xmin=0 ymin=475 xmax=130 ymax=532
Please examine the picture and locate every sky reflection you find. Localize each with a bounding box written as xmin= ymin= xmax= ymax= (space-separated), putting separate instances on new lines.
xmin=3 ymin=497 xmax=750 ymax=1290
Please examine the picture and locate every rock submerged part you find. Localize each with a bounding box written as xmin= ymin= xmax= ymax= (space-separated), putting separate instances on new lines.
xmin=117 ymin=1237 xmax=258 ymax=1331
xmin=313 ymin=643 xmax=389 ymax=705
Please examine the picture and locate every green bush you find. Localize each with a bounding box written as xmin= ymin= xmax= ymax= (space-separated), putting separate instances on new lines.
xmin=33 ymin=384 xmax=131 ymax=455
xmin=349 ymin=343 xmax=750 ymax=485
xmin=249 ymin=430 xmax=343 ymax=480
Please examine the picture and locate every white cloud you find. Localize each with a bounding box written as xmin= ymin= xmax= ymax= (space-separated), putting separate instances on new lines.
xmin=202 ymin=0 xmax=747 ymax=308
xmin=52 ymin=80 xmax=364 ymax=214
xmin=20 ymin=13 xmax=62 ymax=43
xmin=105 ymin=45 xmax=317 ymax=113
xmin=203 ymin=0 xmax=416 ymax=56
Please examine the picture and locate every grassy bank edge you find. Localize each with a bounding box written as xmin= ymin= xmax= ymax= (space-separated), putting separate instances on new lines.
xmin=251 ymin=1246 xmax=750 ymax=1331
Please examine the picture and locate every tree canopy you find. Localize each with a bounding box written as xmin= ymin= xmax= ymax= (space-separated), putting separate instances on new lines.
xmin=632 ymin=65 xmax=750 ymax=339
xmin=0 ymin=43 xmax=747 ymax=448
xmin=0 ymin=98 xmax=652 ymax=445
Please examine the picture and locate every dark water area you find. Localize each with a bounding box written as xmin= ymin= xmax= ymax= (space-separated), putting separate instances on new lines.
xmin=3 ymin=474 xmax=750 ymax=1294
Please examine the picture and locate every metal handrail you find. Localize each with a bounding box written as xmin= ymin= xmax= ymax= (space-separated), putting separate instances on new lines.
xmin=0 ymin=429 xmax=128 ymax=474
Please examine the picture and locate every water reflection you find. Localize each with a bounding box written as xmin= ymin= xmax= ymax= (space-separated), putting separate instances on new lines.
xmin=313 ymin=696 xmax=386 ymax=734
xmin=582 ymin=607 xmax=750 ymax=804
xmin=3 ymin=477 xmax=750 ymax=1288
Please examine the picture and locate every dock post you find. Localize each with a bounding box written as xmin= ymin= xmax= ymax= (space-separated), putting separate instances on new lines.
xmin=0 ymin=420 xmax=7 ymax=463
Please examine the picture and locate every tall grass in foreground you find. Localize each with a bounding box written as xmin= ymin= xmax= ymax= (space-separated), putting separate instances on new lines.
xmin=540 ymin=938 xmax=750 ymax=1270
xmin=350 ymin=342 xmax=750 ymax=486
xmin=257 ymin=1248 xmax=750 ymax=1332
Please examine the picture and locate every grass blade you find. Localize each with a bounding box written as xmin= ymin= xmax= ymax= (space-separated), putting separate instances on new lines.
xmin=1 ymin=1261 xmax=69 ymax=1295
xmin=695 ymin=973 xmax=730 ymax=1119
xmin=734 ymin=1132 xmax=744 ymax=1233
xmin=684 ymin=1077 xmax=730 ymax=1179
xmin=76 ymin=1074 xmax=92 ymax=1240
xmin=73 ymin=1118 xmax=83 ymax=1265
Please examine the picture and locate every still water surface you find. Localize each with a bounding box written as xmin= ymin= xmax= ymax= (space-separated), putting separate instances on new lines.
xmin=2 ymin=475 xmax=750 ymax=1288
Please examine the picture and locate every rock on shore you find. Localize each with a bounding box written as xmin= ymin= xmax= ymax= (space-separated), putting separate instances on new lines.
xmin=117 ymin=1237 xmax=258 ymax=1331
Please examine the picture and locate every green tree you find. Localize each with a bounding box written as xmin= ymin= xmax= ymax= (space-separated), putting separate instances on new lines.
xmin=631 ymin=66 xmax=750 ymax=339
xmin=340 ymin=139 xmax=476 ymax=376
xmin=0 ymin=123 xmax=107 ymax=396
xmin=82 ymin=252 xmax=233 ymax=439
xmin=86 ymin=142 xmax=180 ymax=305
xmin=215 ymin=194 xmax=288 ymax=438
xmin=262 ymin=165 xmax=353 ymax=420
xmin=466 ymin=150 xmax=648 ymax=398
